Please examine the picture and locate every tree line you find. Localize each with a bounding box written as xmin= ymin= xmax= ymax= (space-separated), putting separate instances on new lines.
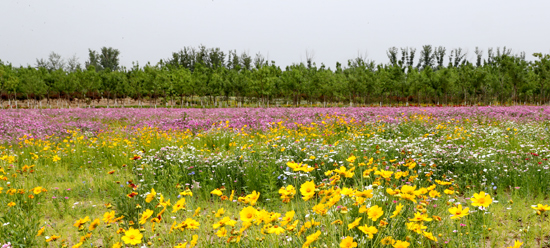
xmin=1 ymin=45 xmax=549 ymax=108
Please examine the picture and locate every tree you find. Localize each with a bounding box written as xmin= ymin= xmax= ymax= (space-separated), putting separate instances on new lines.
xmin=532 ymin=53 xmax=550 ymax=103
xmin=67 ymin=54 xmax=81 ymax=72
xmin=417 ymin=45 xmax=435 ymax=70
xmin=99 ymin=47 xmax=120 ymax=71
xmin=86 ymin=49 xmax=102 ymax=71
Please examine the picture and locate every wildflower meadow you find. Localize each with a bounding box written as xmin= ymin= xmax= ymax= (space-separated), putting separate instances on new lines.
xmin=1 ymin=106 xmax=550 ymax=248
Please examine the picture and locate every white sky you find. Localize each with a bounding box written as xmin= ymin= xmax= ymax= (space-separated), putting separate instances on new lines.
xmin=1 ymin=0 xmax=549 ymax=69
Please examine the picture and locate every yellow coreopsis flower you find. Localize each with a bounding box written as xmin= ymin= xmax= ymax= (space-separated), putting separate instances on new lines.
xmin=429 ymin=190 xmax=441 ymax=198
xmin=45 ymin=235 xmax=60 ymax=242
xmin=302 ymin=230 xmax=321 ymax=248
xmin=121 ymin=227 xmax=142 ymax=245
xmin=216 ymin=227 xmax=227 ymax=237
xmin=393 ymin=240 xmax=410 ymax=248
xmin=145 ymin=188 xmax=156 ymax=203
xmin=88 ymin=218 xmax=100 ymax=231
xmin=189 ymin=234 xmax=198 ymax=248
xmin=367 ymin=205 xmax=384 ymax=221
xmin=214 ymin=208 xmax=225 ymax=217
xmin=386 ymin=188 xmax=400 ymax=196
xmin=139 ymin=209 xmax=154 ymax=225
xmin=211 ymin=188 xmax=223 ymax=196
xmin=448 ymin=204 xmax=469 ymax=219
xmin=340 ymin=236 xmax=357 ymax=248
xmin=422 ymin=231 xmax=437 ymax=242
xmin=240 ymin=206 xmax=258 ymax=222
xmin=471 ymin=191 xmax=492 ymax=208
xmin=213 ymin=216 xmax=237 ymax=229
xmin=281 ymin=210 xmax=295 ymax=226
xmin=507 ymin=240 xmax=523 ymax=248
xmin=531 ymin=204 xmax=550 ymax=213
xmin=347 ymin=217 xmax=362 ymax=230
xmin=74 ymin=216 xmax=91 ymax=229
xmin=312 ymin=203 xmax=328 ymax=215
xmin=390 ymin=203 xmax=404 ymax=218
xmin=36 ymin=226 xmax=45 ymax=236
xmin=172 ymin=198 xmax=186 ymax=213
xmin=300 ymin=180 xmax=316 ymax=201
xmin=268 ymin=225 xmax=285 ymax=235
xmin=358 ymin=225 xmax=378 ymax=239
xmin=409 ymin=212 xmax=433 ymax=222
xmin=375 ymin=169 xmax=394 ymax=179
xmin=32 ymin=186 xmax=44 ymax=195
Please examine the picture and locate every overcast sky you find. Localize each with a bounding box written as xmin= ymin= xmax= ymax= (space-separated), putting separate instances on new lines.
xmin=1 ymin=0 xmax=549 ymax=69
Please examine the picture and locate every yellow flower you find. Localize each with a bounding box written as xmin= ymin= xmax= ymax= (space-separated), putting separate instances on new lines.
xmin=182 ymin=218 xmax=200 ymax=229
xmin=409 ymin=212 xmax=432 ymax=222
xmin=448 ymin=204 xmax=469 ymax=219
xmin=422 ymin=231 xmax=437 ymax=242
xmin=391 ymin=203 xmax=404 ymax=218
xmin=172 ymin=198 xmax=186 ymax=213
xmin=121 ymin=227 xmax=142 ymax=245
xmin=429 ymin=190 xmax=441 ymax=198
xmin=471 ymin=191 xmax=492 ymax=208
xmin=281 ymin=210 xmax=295 ymax=226
xmin=286 ymin=220 xmax=299 ymax=231
xmin=229 ymin=190 xmax=235 ymax=201
xmin=355 ymin=189 xmax=373 ymax=198
xmin=347 ymin=217 xmax=362 ymax=230
xmin=300 ymin=180 xmax=316 ymax=201
xmin=36 ymin=226 xmax=45 ymax=236
xmin=331 ymin=220 xmax=343 ymax=225
xmin=381 ymin=236 xmax=396 ymax=245
xmin=531 ymin=204 xmax=550 ymax=212
xmin=507 ymin=240 xmax=523 ymax=248
xmin=52 ymin=155 xmax=61 ymax=162
xmin=375 ymin=169 xmax=394 ymax=179
xmin=211 ymin=188 xmax=223 ymax=196
xmin=213 ymin=216 xmax=237 ymax=229
xmin=7 ymin=202 xmax=16 ymax=207
xmin=174 ymin=242 xmax=188 ymax=248
xmin=340 ymin=236 xmax=357 ymax=248
xmin=46 ymin=235 xmax=60 ymax=242
xmin=193 ymin=207 xmax=201 ymax=217
xmin=32 ymin=186 xmax=44 ymax=195
xmin=214 ymin=208 xmax=225 ymax=217
xmin=358 ymin=225 xmax=378 ymax=239
xmin=312 ymin=203 xmax=328 ymax=215
xmin=302 ymin=230 xmax=321 ymax=248
xmin=216 ymin=227 xmax=227 ymax=237
xmin=88 ymin=218 xmax=100 ymax=231
xmin=189 ymin=234 xmax=198 ymax=248
xmin=139 ymin=209 xmax=154 ymax=225
xmin=444 ymin=189 xmax=455 ymax=195
xmin=112 ymin=242 xmax=122 ymax=248
xmin=367 ymin=205 xmax=384 ymax=221
xmin=240 ymin=206 xmax=258 ymax=222
xmin=72 ymin=242 xmax=83 ymax=248
xmin=268 ymin=225 xmax=285 ymax=235
xmin=393 ymin=240 xmax=410 ymax=248
xmin=386 ymin=188 xmax=400 ymax=195
xmin=74 ymin=216 xmax=91 ymax=228
xmin=249 ymin=191 xmax=261 ymax=205
xmin=405 ymin=222 xmax=427 ymax=234
xmin=145 ymin=188 xmax=156 ymax=203
xmin=103 ymin=211 xmax=115 ymax=224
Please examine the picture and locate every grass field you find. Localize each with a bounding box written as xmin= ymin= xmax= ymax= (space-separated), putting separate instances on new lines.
xmin=1 ymin=106 xmax=549 ymax=247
